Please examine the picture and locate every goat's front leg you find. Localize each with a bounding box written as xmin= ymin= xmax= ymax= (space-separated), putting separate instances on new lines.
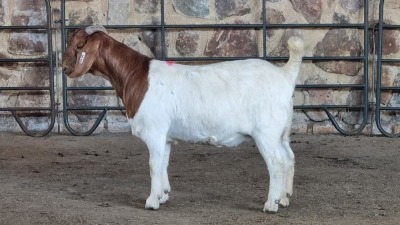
xmin=159 ymin=143 xmax=171 ymax=204
xmin=144 ymin=138 xmax=166 ymax=210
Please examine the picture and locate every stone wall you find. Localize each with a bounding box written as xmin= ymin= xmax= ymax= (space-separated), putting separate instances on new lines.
xmin=0 ymin=0 xmax=400 ymax=135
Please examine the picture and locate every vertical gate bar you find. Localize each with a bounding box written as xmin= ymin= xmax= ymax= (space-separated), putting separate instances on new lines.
xmin=61 ymin=0 xmax=70 ymax=134
xmin=262 ymin=0 xmax=267 ymax=60
xmin=47 ymin=0 xmax=56 ymax=135
xmin=375 ymin=0 xmax=385 ymax=135
xmin=160 ymin=0 xmax=166 ymax=60
xmin=40 ymin=0 xmax=56 ymax=136
xmin=362 ymin=0 xmax=369 ymax=131
xmin=375 ymin=0 xmax=399 ymax=137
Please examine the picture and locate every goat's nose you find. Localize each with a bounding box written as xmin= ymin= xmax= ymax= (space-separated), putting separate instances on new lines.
xmin=62 ymin=65 xmax=70 ymax=75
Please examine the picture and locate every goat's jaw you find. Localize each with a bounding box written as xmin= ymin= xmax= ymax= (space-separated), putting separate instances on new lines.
xmin=66 ymin=71 xmax=83 ymax=78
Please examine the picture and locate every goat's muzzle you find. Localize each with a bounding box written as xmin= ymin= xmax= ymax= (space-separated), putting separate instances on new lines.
xmin=61 ymin=59 xmax=73 ymax=77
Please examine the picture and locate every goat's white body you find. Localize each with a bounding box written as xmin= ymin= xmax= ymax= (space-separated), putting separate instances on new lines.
xmin=130 ymin=59 xmax=294 ymax=147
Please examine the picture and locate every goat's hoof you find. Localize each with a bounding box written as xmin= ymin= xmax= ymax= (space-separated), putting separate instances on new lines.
xmin=279 ymin=196 xmax=290 ymax=208
xmin=145 ymin=203 xmax=160 ymax=210
xmin=159 ymin=193 xmax=169 ymax=205
xmin=263 ymin=208 xmax=278 ymax=214
xmin=263 ymin=200 xmax=279 ymax=213
xmin=145 ymin=197 xmax=160 ymax=210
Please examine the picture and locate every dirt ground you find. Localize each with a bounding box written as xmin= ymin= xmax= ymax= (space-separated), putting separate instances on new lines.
xmin=0 ymin=132 xmax=399 ymax=225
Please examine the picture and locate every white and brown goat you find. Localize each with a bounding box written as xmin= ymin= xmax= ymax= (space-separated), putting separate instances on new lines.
xmin=62 ymin=26 xmax=304 ymax=213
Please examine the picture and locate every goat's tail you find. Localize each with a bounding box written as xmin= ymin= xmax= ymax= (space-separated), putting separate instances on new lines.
xmin=283 ymin=36 xmax=305 ymax=81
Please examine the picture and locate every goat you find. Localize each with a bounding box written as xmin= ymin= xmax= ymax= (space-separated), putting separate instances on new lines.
xmin=62 ymin=26 xmax=305 ymax=213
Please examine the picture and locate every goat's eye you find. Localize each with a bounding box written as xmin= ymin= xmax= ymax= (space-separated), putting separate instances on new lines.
xmin=76 ymin=41 xmax=85 ymax=49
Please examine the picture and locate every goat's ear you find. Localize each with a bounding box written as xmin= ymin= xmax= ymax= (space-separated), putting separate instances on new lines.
xmin=69 ymin=38 xmax=101 ymax=78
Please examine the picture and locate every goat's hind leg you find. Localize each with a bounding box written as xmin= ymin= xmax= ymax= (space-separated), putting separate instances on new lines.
xmin=253 ymin=133 xmax=287 ymax=213
xmin=279 ymin=123 xmax=295 ymax=208
xmin=279 ymin=139 xmax=295 ymax=208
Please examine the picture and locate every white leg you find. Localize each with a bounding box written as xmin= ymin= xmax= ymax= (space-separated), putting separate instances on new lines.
xmin=159 ymin=143 xmax=171 ymax=204
xmin=284 ymin=141 xmax=295 ymax=196
xmin=279 ymin=140 xmax=295 ymax=208
xmin=144 ymin=138 xmax=166 ymax=210
xmin=253 ymin=133 xmax=287 ymax=213
xmin=279 ymin=112 xmax=295 ymax=208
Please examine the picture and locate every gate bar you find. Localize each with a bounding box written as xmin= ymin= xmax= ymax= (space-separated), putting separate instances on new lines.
xmin=375 ymin=0 xmax=400 ymax=137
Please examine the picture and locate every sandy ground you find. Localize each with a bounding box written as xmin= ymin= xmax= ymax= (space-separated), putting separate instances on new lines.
xmin=0 ymin=132 xmax=399 ymax=225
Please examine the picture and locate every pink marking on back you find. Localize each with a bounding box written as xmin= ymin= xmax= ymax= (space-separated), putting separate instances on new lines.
xmin=166 ymin=61 xmax=176 ymax=66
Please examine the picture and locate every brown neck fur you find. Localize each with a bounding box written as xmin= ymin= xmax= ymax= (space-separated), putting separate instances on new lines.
xmin=89 ymin=33 xmax=151 ymax=118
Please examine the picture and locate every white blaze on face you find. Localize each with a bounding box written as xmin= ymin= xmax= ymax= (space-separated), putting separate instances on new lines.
xmin=79 ymin=52 xmax=86 ymax=64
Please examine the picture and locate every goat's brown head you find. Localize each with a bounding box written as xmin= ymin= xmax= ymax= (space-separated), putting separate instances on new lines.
xmin=62 ymin=26 xmax=108 ymax=78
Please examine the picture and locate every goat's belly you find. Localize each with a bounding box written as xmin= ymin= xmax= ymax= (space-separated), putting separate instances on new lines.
xmin=167 ymin=126 xmax=252 ymax=147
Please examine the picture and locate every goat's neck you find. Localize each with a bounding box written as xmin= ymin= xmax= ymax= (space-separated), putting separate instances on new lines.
xmin=95 ymin=44 xmax=151 ymax=118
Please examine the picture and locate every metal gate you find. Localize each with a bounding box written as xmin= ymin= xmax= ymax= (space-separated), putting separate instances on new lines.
xmin=0 ymin=0 xmax=55 ymax=136
xmin=60 ymin=0 xmax=371 ymax=136
xmin=375 ymin=0 xmax=400 ymax=137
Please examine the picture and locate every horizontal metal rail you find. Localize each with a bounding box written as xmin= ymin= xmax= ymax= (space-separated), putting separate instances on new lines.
xmin=375 ymin=0 xmax=400 ymax=137
xmin=61 ymin=0 xmax=369 ymax=136
xmin=0 ymin=58 xmax=49 ymax=62
xmin=0 ymin=26 xmax=49 ymax=30
xmin=0 ymin=107 xmax=53 ymax=111
xmin=380 ymin=59 xmax=400 ymax=63
xmin=65 ymin=23 xmax=367 ymax=29
xmin=0 ymin=0 xmax=55 ymax=136
xmin=65 ymin=84 xmax=364 ymax=91
xmin=165 ymin=56 xmax=366 ymax=62
xmin=0 ymin=87 xmax=51 ymax=91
